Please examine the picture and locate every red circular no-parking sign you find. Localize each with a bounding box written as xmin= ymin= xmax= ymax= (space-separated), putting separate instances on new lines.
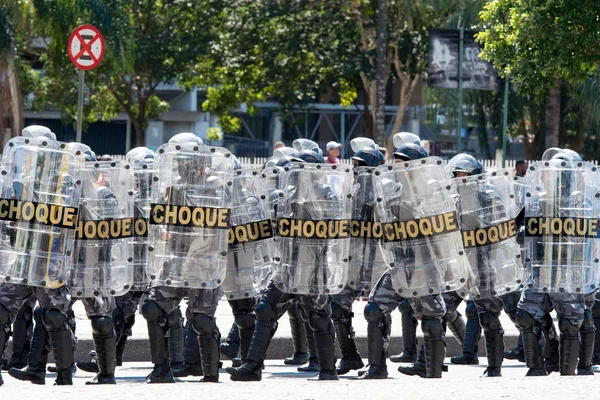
xmin=67 ymin=24 xmax=105 ymax=70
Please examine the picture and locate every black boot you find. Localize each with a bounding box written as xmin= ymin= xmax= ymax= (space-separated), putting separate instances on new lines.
xmin=558 ymin=318 xmax=579 ymax=376
xmin=424 ymin=339 xmax=445 ymax=378
xmin=9 ymin=306 xmax=49 ymax=385
xmin=0 ymin=305 xmax=11 ymax=385
xmin=297 ymin=323 xmax=320 ymax=372
xmin=173 ymin=321 xmax=203 ymax=377
xmin=168 ymin=309 xmax=185 ymax=370
xmin=504 ymin=332 xmax=525 ymax=362
xmin=190 ymin=313 xmax=221 ymax=383
xmin=306 ymin=313 xmax=338 ymax=381
xmin=450 ymin=314 xmax=480 ymax=365
xmin=284 ymin=305 xmax=309 ymax=365
xmin=577 ymin=312 xmax=595 ymax=375
xmin=358 ymin=302 xmax=389 ymax=379
xmin=77 ymin=350 xmax=99 ymax=373
xmin=390 ymin=305 xmax=418 ymax=363
xmin=3 ymin=303 xmax=33 ymax=371
xmin=227 ymin=300 xmax=278 ymax=382
xmin=221 ymin=323 xmax=240 ymax=360
xmin=44 ymin=309 xmax=74 ymax=386
xmin=592 ymin=312 xmax=600 ymax=365
xmin=333 ymin=308 xmax=363 ymax=375
xmin=397 ymin=345 xmax=426 ymax=377
xmin=482 ymin=331 xmax=503 ymax=377
xmin=86 ymin=317 xmax=117 ymax=385
xmin=541 ymin=313 xmax=559 ymax=373
xmin=447 ymin=311 xmax=466 ymax=347
xmin=198 ymin=334 xmax=221 ymax=382
xmin=142 ymin=302 xmax=174 ymax=384
xmin=479 ymin=313 xmax=503 ymax=377
xmin=518 ymin=310 xmax=547 ymax=376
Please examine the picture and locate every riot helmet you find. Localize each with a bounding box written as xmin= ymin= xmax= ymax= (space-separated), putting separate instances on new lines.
xmin=551 ymin=148 xmax=583 ymax=162
xmin=126 ymin=147 xmax=155 ymax=164
xmin=169 ymin=132 xmax=203 ymax=147
xmin=291 ymin=149 xmax=324 ymax=164
xmin=22 ymin=125 xmax=57 ymax=141
xmin=350 ymin=137 xmax=377 ymax=153
xmin=273 ymin=146 xmax=295 ymax=159
xmin=351 ymin=147 xmax=384 ymax=167
xmin=393 ymin=143 xmax=429 ymax=162
xmin=449 ymin=153 xmax=484 ymax=177
xmin=393 ymin=131 xmax=421 ymax=149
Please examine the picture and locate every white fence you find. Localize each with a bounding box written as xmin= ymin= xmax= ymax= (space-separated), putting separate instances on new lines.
xmin=109 ymin=155 xmax=598 ymax=171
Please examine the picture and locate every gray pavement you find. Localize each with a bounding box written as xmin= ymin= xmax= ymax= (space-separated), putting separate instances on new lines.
xmin=36 ymin=298 xmax=527 ymax=362
xmin=0 ymin=360 xmax=597 ymax=400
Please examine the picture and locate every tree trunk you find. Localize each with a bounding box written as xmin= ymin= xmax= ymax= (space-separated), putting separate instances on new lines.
xmin=132 ymin=118 xmax=144 ymax=148
xmin=544 ymin=84 xmax=561 ymax=148
xmin=374 ymin=0 xmax=388 ymax=146
xmin=573 ymin=109 xmax=585 ymax=155
xmin=7 ymin=54 xmax=22 ymax=138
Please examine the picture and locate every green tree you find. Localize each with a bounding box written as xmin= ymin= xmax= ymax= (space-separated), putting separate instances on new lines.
xmin=33 ymin=0 xmax=222 ymax=145
xmin=187 ymin=0 xmax=356 ymax=134
xmin=478 ymin=0 xmax=600 ymax=149
xmin=0 ymin=0 xmax=42 ymax=140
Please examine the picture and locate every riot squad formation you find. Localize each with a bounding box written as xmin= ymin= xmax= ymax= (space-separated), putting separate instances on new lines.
xmin=0 ymin=125 xmax=598 ymax=386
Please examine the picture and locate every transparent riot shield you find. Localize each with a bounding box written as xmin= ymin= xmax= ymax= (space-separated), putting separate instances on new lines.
xmin=524 ymin=160 xmax=600 ymax=294
xmin=70 ymin=161 xmax=134 ymax=297
xmin=131 ymin=161 xmax=155 ymax=291
xmin=454 ymin=169 xmax=523 ymax=300
xmin=512 ymin=175 xmax=526 ymax=211
xmin=347 ymin=167 xmax=388 ymax=292
xmin=221 ymin=169 xmax=274 ymax=300
xmin=273 ymin=163 xmax=353 ymax=295
xmin=148 ymin=144 xmax=234 ymax=289
xmin=375 ymin=158 xmax=469 ymax=297
xmin=0 ymin=137 xmax=83 ymax=289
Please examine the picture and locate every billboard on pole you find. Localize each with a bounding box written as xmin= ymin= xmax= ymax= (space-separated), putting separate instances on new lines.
xmin=428 ymin=28 xmax=500 ymax=91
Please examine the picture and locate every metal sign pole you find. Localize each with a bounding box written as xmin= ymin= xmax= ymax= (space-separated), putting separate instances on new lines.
xmin=457 ymin=27 xmax=464 ymax=154
xmin=76 ymin=70 xmax=85 ymax=143
xmin=502 ymin=78 xmax=510 ymax=168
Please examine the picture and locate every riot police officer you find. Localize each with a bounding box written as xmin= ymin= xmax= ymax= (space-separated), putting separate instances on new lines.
xmin=517 ymin=148 xmax=598 ymax=376
xmin=226 ymin=139 xmax=353 ymax=381
xmin=0 ymin=127 xmax=84 ymax=385
xmin=142 ymin=133 xmax=233 ymax=383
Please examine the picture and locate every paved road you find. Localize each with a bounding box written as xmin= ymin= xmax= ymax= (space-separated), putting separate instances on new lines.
xmin=0 ymin=360 xmax=596 ymax=400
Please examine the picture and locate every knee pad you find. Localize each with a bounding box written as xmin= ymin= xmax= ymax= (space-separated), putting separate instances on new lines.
xmin=515 ymin=309 xmax=536 ymax=331
xmin=255 ymin=300 xmax=276 ymax=322
xmin=234 ymin=313 xmax=255 ymax=330
xmin=33 ymin=305 xmax=43 ymax=323
xmin=465 ymin=301 xmax=478 ymax=319
xmin=421 ymin=317 xmax=443 ymax=340
xmin=558 ymin=317 xmax=580 ymax=337
xmin=141 ymin=300 xmax=164 ymax=323
xmin=91 ymin=316 xmax=115 ymax=337
xmin=42 ymin=308 xmax=67 ymax=332
xmin=308 ymin=311 xmax=331 ymax=333
xmin=398 ymin=299 xmax=413 ymax=314
xmin=18 ymin=303 xmax=33 ymax=323
xmin=479 ymin=312 xmax=503 ymax=333
xmin=192 ymin=313 xmax=215 ymax=336
xmin=167 ymin=308 xmax=184 ymax=329
xmin=364 ymin=301 xmax=384 ymax=324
